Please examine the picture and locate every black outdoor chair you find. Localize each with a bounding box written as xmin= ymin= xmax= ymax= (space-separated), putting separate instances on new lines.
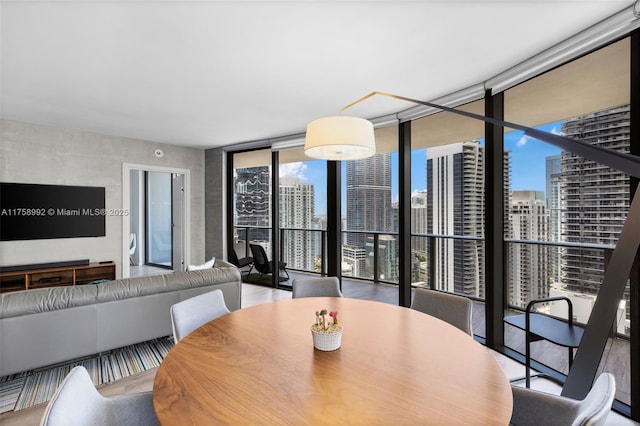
xmin=228 ymin=249 xmax=253 ymax=275
xmin=249 ymin=244 xmax=289 ymax=283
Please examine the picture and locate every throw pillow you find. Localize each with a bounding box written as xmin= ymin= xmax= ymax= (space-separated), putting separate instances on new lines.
xmin=187 ymin=257 xmax=216 ymax=271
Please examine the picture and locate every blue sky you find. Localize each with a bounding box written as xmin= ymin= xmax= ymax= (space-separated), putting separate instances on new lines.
xmin=280 ymin=121 xmax=564 ymax=216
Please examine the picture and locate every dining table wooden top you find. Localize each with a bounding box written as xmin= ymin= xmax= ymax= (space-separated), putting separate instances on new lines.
xmin=153 ymin=297 xmax=513 ymax=425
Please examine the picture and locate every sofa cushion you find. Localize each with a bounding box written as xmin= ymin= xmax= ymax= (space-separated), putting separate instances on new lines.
xmin=96 ymin=274 xmax=168 ymax=302
xmin=164 ymin=267 xmax=240 ymax=290
xmin=0 ymin=285 xmax=98 ymax=319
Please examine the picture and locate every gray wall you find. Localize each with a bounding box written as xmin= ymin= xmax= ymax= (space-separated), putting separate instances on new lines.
xmin=0 ymin=119 xmax=207 ymax=277
xmin=205 ymin=147 xmax=225 ymax=260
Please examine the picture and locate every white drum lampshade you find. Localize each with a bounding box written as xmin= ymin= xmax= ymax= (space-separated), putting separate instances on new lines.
xmin=304 ymin=116 xmax=375 ymax=161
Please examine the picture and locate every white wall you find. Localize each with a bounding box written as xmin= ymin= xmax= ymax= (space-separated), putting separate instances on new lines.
xmin=0 ymin=119 xmax=206 ymax=277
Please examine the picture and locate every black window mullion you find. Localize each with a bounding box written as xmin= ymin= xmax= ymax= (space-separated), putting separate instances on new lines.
xmin=484 ymin=89 xmax=506 ymax=349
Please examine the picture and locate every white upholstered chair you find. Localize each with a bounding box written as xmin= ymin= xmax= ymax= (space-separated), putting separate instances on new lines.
xmin=292 ymin=277 xmax=343 ymax=298
xmin=170 ymin=289 xmax=230 ymax=343
xmin=410 ymin=288 xmax=473 ymax=336
xmin=40 ymin=366 xmax=159 ymax=426
xmin=510 ymin=372 xmax=616 ymax=426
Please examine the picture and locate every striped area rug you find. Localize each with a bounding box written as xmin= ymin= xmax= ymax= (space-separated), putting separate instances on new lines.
xmin=0 ymin=336 xmax=174 ymax=414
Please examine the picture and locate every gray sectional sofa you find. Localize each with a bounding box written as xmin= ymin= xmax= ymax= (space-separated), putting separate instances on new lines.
xmin=0 ymin=259 xmax=241 ymax=376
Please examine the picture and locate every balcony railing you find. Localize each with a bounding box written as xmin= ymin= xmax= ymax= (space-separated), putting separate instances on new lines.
xmin=234 ymin=224 xmax=626 ymax=334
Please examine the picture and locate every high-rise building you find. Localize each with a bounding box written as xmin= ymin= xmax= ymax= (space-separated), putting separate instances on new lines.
xmin=427 ymin=141 xmax=486 ymax=297
xmin=426 ymin=141 xmax=511 ymax=297
xmin=235 ymin=166 xmax=271 ymax=245
xmin=279 ymin=177 xmax=316 ymax=271
xmin=410 ymin=190 xmax=430 ymax=284
xmin=411 ymin=190 xmax=429 ymax=255
xmin=545 ymin=155 xmax=562 ymax=284
xmin=372 ymin=235 xmax=398 ymax=281
xmin=508 ymin=190 xmax=550 ymax=307
xmin=342 ymin=245 xmax=367 ymax=277
xmin=345 ymin=153 xmax=393 ymax=278
xmin=345 ymin=153 xmax=393 ymax=249
xmin=559 ymin=105 xmax=630 ymax=297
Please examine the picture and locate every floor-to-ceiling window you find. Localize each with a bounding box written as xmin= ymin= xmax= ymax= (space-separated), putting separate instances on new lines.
xmin=342 ymin=125 xmax=399 ymax=293
xmin=231 ymin=149 xmax=273 ymax=282
xmin=410 ymin=99 xmax=488 ymax=337
xmin=503 ymin=37 xmax=631 ymax=405
xmin=277 ymin=148 xmax=327 ymax=275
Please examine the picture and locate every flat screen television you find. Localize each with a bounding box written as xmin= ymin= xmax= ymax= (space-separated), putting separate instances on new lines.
xmin=0 ymin=182 xmax=106 ymax=241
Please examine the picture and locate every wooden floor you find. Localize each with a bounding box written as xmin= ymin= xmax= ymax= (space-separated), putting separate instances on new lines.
xmin=0 ymin=280 xmax=633 ymax=425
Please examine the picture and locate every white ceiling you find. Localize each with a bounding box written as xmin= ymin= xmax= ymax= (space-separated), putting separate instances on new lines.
xmin=1 ymin=1 xmax=635 ymax=149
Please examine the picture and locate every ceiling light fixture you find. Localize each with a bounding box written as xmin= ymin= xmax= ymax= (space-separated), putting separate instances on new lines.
xmin=304 ymin=116 xmax=375 ymax=161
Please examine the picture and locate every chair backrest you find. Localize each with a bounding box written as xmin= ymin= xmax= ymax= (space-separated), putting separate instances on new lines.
xmin=510 ymin=372 xmax=615 ymax=426
xmin=228 ymin=248 xmax=240 ymax=267
xmin=41 ymin=366 xmax=105 ymax=426
xmin=292 ymin=277 xmax=343 ymax=298
xmin=129 ymin=233 xmax=137 ymax=255
xmin=170 ymin=289 xmax=231 ymax=343
xmin=573 ymin=372 xmax=616 ymax=426
xmin=41 ymin=366 xmax=160 ymax=426
xmin=250 ymin=244 xmax=270 ymax=273
xmin=410 ymin=288 xmax=473 ymax=336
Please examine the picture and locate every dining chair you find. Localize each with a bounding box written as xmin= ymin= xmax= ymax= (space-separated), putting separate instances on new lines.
xmin=410 ymin=288 xmax=473 ymax=336
xmin=292 ymin=277 xmax=343 ymax=298
xmin=249 ymin=244 xmax=289 ymax=282
xmin=40 ymin=365 xmax=159 ymax=426
xmin=510 ymin=372 xmax=615 ymax=426
xmin=170 ymin=289 xmax=230 ymax=343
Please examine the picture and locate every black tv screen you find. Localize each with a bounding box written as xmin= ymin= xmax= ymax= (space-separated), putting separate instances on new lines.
xmin=0 ymin=183 xmax=106 ymax=241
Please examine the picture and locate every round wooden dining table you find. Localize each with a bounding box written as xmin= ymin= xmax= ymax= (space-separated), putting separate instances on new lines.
xmin=153 ymin=297 xmax=513 ymax=425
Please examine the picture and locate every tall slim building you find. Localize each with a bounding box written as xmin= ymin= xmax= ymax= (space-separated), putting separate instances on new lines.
xmin=508 ymin=190 xmax=550 ymax=307
xmin=345 ymin=153 xmax=393 ymax=278
xmin=560 ymin=105 xmax=630 ymax=298
xmin=427 ymin=141 xmax=486 ymax=297
xmin=426 ymin=141 xmax=511 ymax=297
xmin=545 ymin=155 xmax=562 ymax=284
xmin=235 ymin=166 xmax=271 ymax=244
xmin=346 ymin=153 xmax=393 ymax=249
xmin=279 ymin=177 xmax=315 ymax=271
xmin=411 ymin=190 xmax=429 ymax=254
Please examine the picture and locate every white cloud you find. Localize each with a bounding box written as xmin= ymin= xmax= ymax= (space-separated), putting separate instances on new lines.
xmin=550 ymin=126 xmax=564 ymax=136
xmin=516 ymin=135 xmax=529 ymax=147
xmin=279 ymin=162 xmax=307 ymax=181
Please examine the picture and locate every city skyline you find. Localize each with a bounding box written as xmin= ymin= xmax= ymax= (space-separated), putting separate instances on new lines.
xmin=280 ymin=121 xmax=563 ymax=216
xmin=240 ymin=103 xmax=631 ymax=328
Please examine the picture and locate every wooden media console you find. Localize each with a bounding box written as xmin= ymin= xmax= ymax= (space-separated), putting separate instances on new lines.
xmin=0 ymin=261 xmax=116 ymax=292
